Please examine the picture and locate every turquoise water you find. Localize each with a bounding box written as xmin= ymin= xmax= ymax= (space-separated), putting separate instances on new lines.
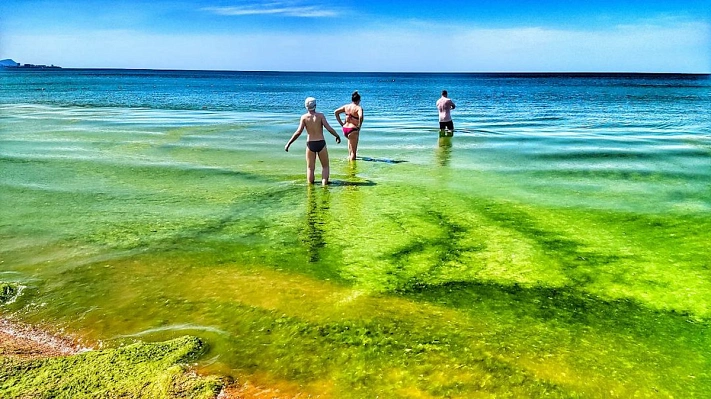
xmin=1 ymin=70 xmax=710 ymax=397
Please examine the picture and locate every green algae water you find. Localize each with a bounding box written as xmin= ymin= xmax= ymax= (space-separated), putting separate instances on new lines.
xmin=1 ymin=70 xmax=710 ymax=397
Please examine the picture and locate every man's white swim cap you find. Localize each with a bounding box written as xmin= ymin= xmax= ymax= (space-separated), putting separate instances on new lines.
xmin=305 ymin=97 xmax=316 ymax=110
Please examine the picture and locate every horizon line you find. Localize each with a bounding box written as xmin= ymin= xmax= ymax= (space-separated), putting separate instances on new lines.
xmin=2 ymin=66 xmax=709 ymax=76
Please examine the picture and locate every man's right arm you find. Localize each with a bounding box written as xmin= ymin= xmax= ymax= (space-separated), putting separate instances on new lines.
xmin=285 ymin=116 xmax=305 ymax=152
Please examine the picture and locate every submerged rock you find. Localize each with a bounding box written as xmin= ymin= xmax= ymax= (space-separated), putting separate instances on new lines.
xmin=0 ymin=283 xmax=19 ymax=304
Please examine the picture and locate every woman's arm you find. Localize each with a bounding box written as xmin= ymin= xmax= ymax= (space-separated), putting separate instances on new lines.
xmin=334 ymin=106 xmax=345 ymax=126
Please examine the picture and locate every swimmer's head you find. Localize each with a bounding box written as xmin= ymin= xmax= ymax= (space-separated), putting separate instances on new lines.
xmin=305 ymin=97 xmax=317 ymax=111
xmin=352 ymin=91 xmax=361 ymax=103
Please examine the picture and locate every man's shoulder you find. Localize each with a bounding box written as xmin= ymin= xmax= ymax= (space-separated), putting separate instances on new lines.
xmin=311 ymin=112 xmax=327 ymax=121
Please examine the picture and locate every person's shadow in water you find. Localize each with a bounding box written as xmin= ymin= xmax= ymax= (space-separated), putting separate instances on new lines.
xmin=436 ymin=136 xmax=453 ymax=167
xmin=303 ymin=185 xmax=330 ymax=263
xmin=329 ymin=162 xmax=376 ymax=188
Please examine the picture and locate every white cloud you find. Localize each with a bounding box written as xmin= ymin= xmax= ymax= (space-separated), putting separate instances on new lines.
xmin=2 ymin=20 xmax=708 ymax=72
xmin=203 ymin=2 xmax=338 ymax=18
xmin=347 ymin=20 xmax=711 ymax=73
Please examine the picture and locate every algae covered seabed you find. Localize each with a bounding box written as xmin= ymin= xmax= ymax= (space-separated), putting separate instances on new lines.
xmin=1 ymin=101 xmax=710 ymax=398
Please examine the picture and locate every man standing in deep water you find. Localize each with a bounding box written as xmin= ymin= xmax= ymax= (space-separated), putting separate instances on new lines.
xmin=437 ymin=90 xmax=456 ymax=136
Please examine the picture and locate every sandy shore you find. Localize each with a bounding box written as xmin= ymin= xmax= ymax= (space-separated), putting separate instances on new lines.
xmin=0 ymin=318 xmax=86 ymax=359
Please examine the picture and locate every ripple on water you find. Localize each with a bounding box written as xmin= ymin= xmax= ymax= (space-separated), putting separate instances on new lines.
xmin=115 ymin=324 xmax=231 ymax=339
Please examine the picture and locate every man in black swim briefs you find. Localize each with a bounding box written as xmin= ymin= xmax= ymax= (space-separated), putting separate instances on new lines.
xmin=285 ymin=97 xmax=341 ymax=185
xmin=437 ymin=90 xmax=456 ymax=136
xmin=306 ymin=140 xmax=326 ymax=153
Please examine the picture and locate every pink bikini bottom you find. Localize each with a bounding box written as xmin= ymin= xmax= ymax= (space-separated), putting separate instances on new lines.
xmin=343 ymin=127 xmax=359 ymax=137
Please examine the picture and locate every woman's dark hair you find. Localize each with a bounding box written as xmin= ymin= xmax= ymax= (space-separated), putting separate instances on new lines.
xmin=352 ymin=90 xmax=361 ymax=103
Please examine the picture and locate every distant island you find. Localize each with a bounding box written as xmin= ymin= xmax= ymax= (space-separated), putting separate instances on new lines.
xmin=0 ymin=59 xmax=61 ymax=69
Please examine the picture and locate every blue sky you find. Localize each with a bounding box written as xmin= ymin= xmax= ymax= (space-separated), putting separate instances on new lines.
xmin=0 ymin=0 xmax=709 ymax=72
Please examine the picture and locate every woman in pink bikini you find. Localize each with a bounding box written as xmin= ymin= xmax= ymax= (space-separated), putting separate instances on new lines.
xmin=334 ymin=91 xmax=363 ymax=161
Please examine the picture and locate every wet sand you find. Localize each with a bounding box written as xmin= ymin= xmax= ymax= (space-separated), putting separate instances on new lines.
xmin=0 ymin=318 xmax=84 ymax=359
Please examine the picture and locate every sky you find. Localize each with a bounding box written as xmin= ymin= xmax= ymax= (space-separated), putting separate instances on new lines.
xmin=0 ymin=0 xmax=709 ymax=73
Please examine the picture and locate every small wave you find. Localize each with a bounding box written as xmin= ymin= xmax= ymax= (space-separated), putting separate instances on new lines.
xmin=335 ymin=290 xmax=365 ymax=305
xmin=0 ymin=103 xmax=257 ymax=127
xmin=116 ymin=324 xmax=230 ymax=338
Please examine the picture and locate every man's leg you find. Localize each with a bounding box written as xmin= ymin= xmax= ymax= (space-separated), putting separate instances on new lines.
xmin=306 ymin=149 xmax=317 ymax=184
xmin=318 ymin=149 xmax=330 ymax=185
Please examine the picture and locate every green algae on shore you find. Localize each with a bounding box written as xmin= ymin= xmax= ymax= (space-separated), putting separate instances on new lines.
xmin=0 ymin=336 xmax=222 ymax=399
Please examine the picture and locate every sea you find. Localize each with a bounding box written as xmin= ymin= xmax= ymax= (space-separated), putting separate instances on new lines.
xmin=3 ymin=69 xmax=710 ymax=212
xmin=1 ymin=69 xmax=710 ymax=397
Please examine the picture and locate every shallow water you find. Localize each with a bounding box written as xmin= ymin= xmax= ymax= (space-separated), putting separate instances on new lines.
xmin=1 ymin=70 xmax=710 ymax=397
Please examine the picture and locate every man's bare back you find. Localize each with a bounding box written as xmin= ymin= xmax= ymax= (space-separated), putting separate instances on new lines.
xmin=301 ymin=112 xmax=329 ymax=141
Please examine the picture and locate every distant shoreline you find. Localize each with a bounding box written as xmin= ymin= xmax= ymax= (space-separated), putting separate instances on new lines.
xmin=1 ymin=64 xmax=61 ymax=70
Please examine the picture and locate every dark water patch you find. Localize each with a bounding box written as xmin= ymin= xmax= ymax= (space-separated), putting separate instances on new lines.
xmin=455 ymin=127 xmax=500 ymax=136
xmin=357 ymin=156 xmax=407 ymax=164
xmin=382 ymin=209 xmax=485 ymax=287
xmin=472 ymin=202 xmax=626 ymax=286
xmin=474 ymin=120 xmax=562 ymax=130
xmin=402 ymin=279 xmax=708 ymax=334
xmin=0 ymin=155 xmax=50 ymax=165
xmin=530 ymin=148 xmax=702 ymax=161
xmin=327 ymin=179 xmax=377 ymax=187
xmin=526 ymin=168 xmax=711 ymax=183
